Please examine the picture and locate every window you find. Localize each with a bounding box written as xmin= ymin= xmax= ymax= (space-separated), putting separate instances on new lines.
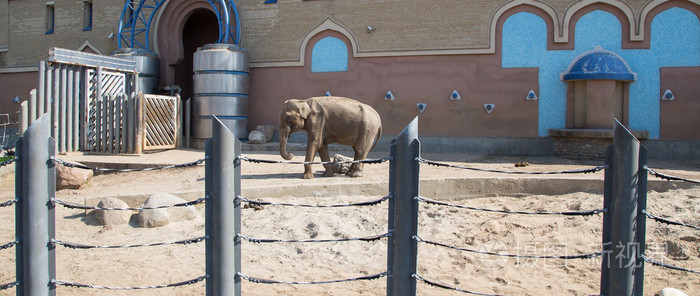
xmin=46 ymin=2 xmax=55 ymax=34
xmin=311 ymin=37 xmax=348 ymax=73
xmin=83 ymin=1 xmax=93 ymax=31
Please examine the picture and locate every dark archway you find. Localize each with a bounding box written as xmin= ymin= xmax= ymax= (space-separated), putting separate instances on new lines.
xmin=175 ymin=9 xmax=219 ymax=102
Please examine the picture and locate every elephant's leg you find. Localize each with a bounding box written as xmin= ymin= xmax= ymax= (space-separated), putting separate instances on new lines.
xmin=303 ymin=140 xmax=320 ymax=179
xmin=319 ymin=144 xmax=334 ymax=177
xmin=347 ymin=146 xmax=369 ymax=177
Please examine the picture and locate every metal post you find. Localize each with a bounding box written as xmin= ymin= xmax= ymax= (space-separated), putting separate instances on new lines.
xmin=38 ymin=62 xmax=46 ymax=117
xmin=127 ymin=93 xmax=135 ymax=153
xmin=634 ymin=146 xmax=648 ymax=295
xmin=29 ymin=89 xmax=37 ymax=125
xmin=20 ymin=101 xmax=28 ymax=134
xmin=59 ymin=65 xmax=67 ymax=154
xmin=66 ymin=66 xmax=74 ymax=153
xmin=73 ymin=68 xmax=80 ymax=152
xmin=16 ymin=114 xmax=56 ymax=296
xmin=387 ymin=117 xmax=420 ymax=296
xmin=605 ymin=119 xmax=640 ymax=296
xmin=52 ymin=67 xmax=59 ymax=150
xmin=185 ymin=98 xmax=191 ymax=148
xmin=205 ymin=115 xmax=241 ymax=296
xmin=135 ymin=93 xmax=144 ymax=154
xmin=600 ymin=144 xmax=614 ymax=295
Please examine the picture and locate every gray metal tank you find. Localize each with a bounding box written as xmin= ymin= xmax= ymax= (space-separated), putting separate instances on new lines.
xmin=112 ymin=48 xmax=161 ymax=95
xmin=192 ymin=43 xmax=249 ymax=146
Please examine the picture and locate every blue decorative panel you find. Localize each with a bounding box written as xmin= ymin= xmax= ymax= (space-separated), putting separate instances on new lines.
xmin=502 ymin=8 xmax=700 ymax=138
xmin=311 ymin=37 xmax=349 ymax=73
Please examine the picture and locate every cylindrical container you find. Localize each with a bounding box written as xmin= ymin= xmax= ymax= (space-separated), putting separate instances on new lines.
xmin=193 ymin=43 xmax=249 ymax=146
xmin=113 ymin=48 xmax=161 ymax=95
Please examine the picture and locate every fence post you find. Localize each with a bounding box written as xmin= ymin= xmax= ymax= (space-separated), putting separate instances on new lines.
xmin=185 ymin=98 xmax=191 ymax=148
xmin=633 ymin=145 xmax=648 ymax=295
xmin=600 ymin=144 xmax=613 ymax=295
xmin=20 ymin=101 xmax=28 ymax=134
xmin=16 ymin=114 xmax=56 ymax=296
xmin=205 ymin=115 xmax=241 ymax=296
xmin=29 ymin=89 xmax=37 ymax=125
xmin=387 ymin=117 xmax=420 ymax=296
xmin=602 ymin=119 xmax=640 ymax=296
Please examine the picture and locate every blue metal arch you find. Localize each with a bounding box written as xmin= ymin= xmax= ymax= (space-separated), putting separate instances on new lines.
xmin=118 ymin=0 xmax=241 ymax=51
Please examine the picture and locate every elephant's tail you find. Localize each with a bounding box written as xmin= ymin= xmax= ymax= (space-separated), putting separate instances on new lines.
xmin=370 ymin=125 xmax=382 ymax=152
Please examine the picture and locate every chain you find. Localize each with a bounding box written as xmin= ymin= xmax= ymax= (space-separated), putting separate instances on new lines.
xmin=51 ymin=196 xmax=207 ymax=211
xmin=237 ymin=195 xmax=390 ymax=208
xmin=414 ymin=235 xmax=602 ymax=260
xmin=417 ymin=196 xmax=606 ymax=216
xmin=418 ymin=157 xmax=606 ymax=175
xmin=642 ymin=210 xmax=700 ymax=231
xmin=0 ymin=157 xmax=15 ymax=168
xmin=238 ymin=155 xmax=391 ymax=165
xmin=238 ymin=232 xmax=389 ymax=244
xmin=51 ymin=275 xmax=208 ymax=290
xmin=0 ymin=281 xmax=19 ymax=291
xmin=51 ymin=157 xmax=206 ymax=172
xmin=0 ymin=240 xmax=18 ymax=251
xmin=642 ymin=254 xmax=700 ymax=274
xmin=52 ymin=236 xmax=206 ymax=249
xmin=237 ymin=271 xmax=388 ymax=285
xmin=644 ymin=166 xmax=700 ymax=185
xmin=413 ymin=273 xmax=505 ymax=296
xmin=0 ymin=198 xmax=17 ymax=208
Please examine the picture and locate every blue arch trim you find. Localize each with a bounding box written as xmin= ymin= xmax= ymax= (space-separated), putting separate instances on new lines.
xmin=118 ymin=0 xmax=242 ymax=51
xmin=311 ymin=37 xmax=349 ymax=73
xmin=502 ymin=8 xmax=700 ymax=138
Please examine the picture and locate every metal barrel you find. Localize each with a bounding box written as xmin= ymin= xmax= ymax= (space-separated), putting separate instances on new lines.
xmin=192 ymin=43 xmax=249 ymax=146
xmin=113 ymin=48 xmax=161 ymax=95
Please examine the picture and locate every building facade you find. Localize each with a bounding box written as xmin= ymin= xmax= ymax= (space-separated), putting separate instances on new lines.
xmin=1 ymin=0 xmax=699 ymax=155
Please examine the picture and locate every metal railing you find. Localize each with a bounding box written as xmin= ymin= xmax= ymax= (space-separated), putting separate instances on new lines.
xmin=3 ymin=115 xmax=698 ymax=295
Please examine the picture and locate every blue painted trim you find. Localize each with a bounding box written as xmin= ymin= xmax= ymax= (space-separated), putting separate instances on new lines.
xmin=194 ymin=70 xmax=249 ymax=76
xmin=563 ymin=73 xmax=635 ymax=81
xmin=264 ymin=0 xmax=277 ymax=3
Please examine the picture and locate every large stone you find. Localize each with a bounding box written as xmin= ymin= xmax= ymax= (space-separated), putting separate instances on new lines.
xmin=137 ymin=193 xmax=198 ymax=228
xmin=248 ymin=130 xmax=268 ymax=144
xmin=658 ymin=288 xmax=688 ymax=296
xmin=94 ymin=197 xmax=131 ymax=226
xmin=255 ymin=124 xmax=275 ymax=142
xmin=56 ymin=161 xmax=93 ymax=190
xmin=330 ymin=154 xmax=353 ymax=174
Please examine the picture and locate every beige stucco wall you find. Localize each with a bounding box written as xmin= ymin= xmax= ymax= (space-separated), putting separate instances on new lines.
xmin=0 ymin=0 xmax=680 ymax=67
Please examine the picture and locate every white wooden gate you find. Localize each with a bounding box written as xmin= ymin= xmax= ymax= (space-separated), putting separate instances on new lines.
xmin=141 ymin=94 xmax=181 ymax=150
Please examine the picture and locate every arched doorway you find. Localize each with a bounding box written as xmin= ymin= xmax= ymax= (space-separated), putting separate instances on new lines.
xmin=175 ymin=9 xmax=219 ymax=102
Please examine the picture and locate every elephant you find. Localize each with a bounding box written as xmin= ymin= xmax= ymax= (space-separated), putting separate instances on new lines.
xmin=279 ymin=96 xmax=382 ymax=179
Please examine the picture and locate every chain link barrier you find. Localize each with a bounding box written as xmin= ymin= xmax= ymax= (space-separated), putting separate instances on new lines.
xmin=0 ymin=281 xmax=19 ymax=291
xmin=417 ymin=196 xmax=606 ymax=216
xmin=237 ymin=271 xmax=389 ymax=285
xmin=418 ymin=157 xmax=606 ymax=175
xmin=51 ymin=157 xmax=206 ymax=172
xmin=644 ymin=166 xmax=700 ymax=185
xmin=237 ymin=195 xmax=390 ymax=208
xmin=51 ymin=196 xmax=207 ymax=211
xmin=413 ymin=273 xmax=504 ymax=296
xmin=52 ymin=236 xmax=207 ymax=249
xmin=238 ymin=233 xmax=389 ymax=244
xmin=51 ymin=275 xmax=208 ymax=290
xmin=238 ymin=155 xmax=391 ymax=165
xmin=642 ymin=254 xmax=700 ymax=274
xmin=0 ymin=198 xmax=16 ymax=208
xmin=414 ymin=235 xmax=602 ymax=260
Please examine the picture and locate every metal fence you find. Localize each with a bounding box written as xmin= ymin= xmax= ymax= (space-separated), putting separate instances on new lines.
xmin=1 ymin=115 xmax=698 ymax=295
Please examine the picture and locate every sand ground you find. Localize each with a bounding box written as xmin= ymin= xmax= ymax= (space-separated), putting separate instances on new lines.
xmin=0 ymin=148 xmax=699 ymax=295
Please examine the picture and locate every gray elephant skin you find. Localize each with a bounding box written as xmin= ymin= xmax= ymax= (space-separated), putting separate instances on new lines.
xmin=279 ymin=96 xmax=382 ymax=179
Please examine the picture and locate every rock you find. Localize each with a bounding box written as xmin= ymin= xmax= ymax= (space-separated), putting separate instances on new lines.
xmin=248 ymin=130 xmax=268 ymax=144
xmin=137 ymin=193 xmax=198 ymax=228
xmin=94 ymin=197 xmax=131 ymax=226
xmin=665 ymin=240 xmax=689 ymax=260
xmin=56 ymin=161 xmax=93 ymax=190
xmin=255 ymin=124 xmax=275 ymax=142
xmin=330 ymin=154 xmax=353 ymax=174
xmin=658 ymin=288 xmax=688 ymax=296
xmin=514 ymin=161 xmax=529 ymax=167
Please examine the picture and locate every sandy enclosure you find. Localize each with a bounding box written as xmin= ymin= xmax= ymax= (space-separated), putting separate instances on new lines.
xmin=1 ymin=151 xmax=699 ymax=296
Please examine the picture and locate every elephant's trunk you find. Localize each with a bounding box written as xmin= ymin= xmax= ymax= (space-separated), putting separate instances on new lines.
xmin=279 ymin=125 xmax=294 ymax=160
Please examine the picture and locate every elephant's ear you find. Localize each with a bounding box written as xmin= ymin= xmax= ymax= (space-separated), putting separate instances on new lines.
xmin=299 ymin=101 xmax=311 ymax=119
